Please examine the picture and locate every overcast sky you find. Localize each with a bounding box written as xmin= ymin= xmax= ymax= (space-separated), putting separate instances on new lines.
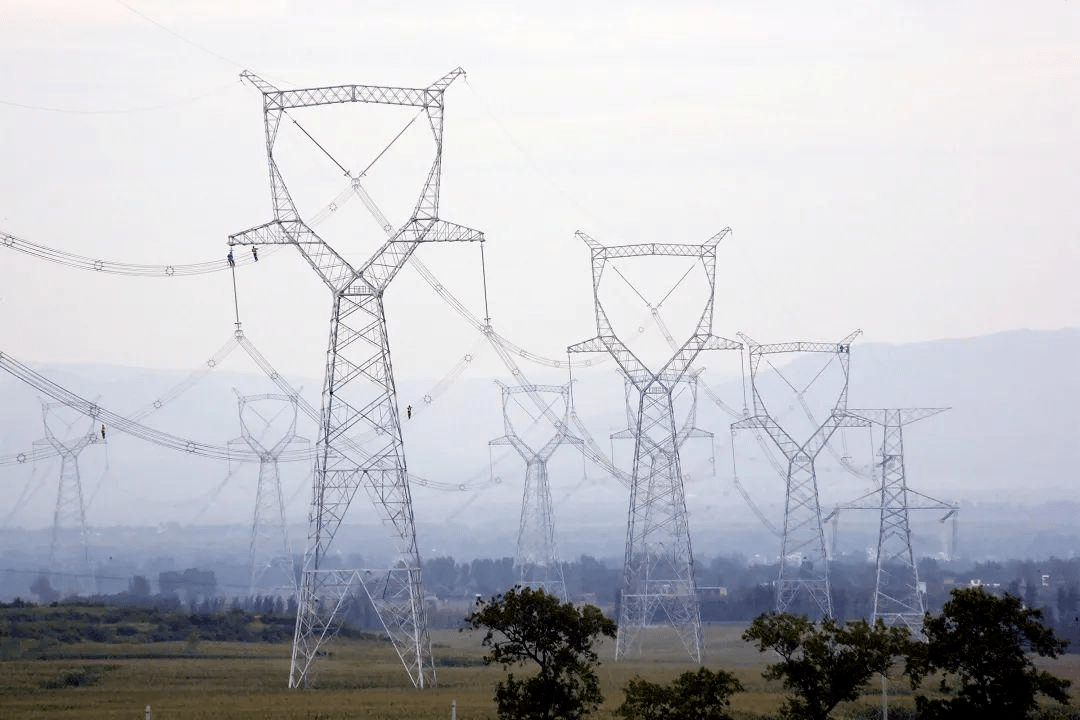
xmin=1 ymin=0 xmax=1078 ymax=383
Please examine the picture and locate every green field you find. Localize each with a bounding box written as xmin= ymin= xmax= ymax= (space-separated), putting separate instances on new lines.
xmin=2 ymin=622 xmax=1078 ymax=719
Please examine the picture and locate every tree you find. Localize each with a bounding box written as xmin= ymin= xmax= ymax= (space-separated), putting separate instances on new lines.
xmin=905 ymin=586 xmax=1071 ymax=719
xmin=742 ymin=612 xmax=908 ymax=720
xmin=29 ymin=575 xmax=60 ymax=604
xmin=615 ymin=667 xmax=743 ymax=720
xmin=128 ymin=575 xmax=151 ymax=598
xmin=463 ymin=586 xmax=616 ymax=720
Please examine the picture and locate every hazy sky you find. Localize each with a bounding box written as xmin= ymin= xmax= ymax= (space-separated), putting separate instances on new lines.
xmin=1 ymin=0 xmax=1078 ymax=383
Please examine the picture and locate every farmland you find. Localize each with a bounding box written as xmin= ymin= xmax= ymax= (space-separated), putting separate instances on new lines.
xmin=2 ymin=605 xmax=1079 ymax=720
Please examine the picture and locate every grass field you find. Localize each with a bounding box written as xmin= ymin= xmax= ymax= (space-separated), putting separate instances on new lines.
xmin=2 ymin=623 xmax=1078 ymax=719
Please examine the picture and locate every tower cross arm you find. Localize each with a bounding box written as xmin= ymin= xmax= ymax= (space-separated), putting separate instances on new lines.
xmin=568 ymin=336 xmax=650 ymax=380
xmin=537 ymin=427 xmax=582 ymax=460
xmin=229 ymin=220 xmax=293 ymax=246
xmin=702 ymin=335 xmax=742 ymax=351
xmin=843 ymin=407 xmax=949 ymax=427
xmin=744 ymin=330 xmax=862 ymax=357
xmin=502 ymin=383 xmax=569 ymax=395
xmin=353 ymin=219 xmax=484 ymax=293
xmin=229 ymin=220 xmax=363 ymax=293
xmin=800 ymin=411 xmax=870 ymax=458
xmin=241 ymin=68 xmax=465 ymax=110
xmin=599 ymin=242 xmax=721 ymax=260
xmin=490 ymin=434 xmax=532 ymax=460
xmin=664 ymin=333 xmax=741 ymax=378
xmin=567 ymin=337 xmax=609 ymax=354
xmin=678 ymin=427 xmax=713 ymax=441
xmin=732 ymin=413 xmax=800 ymax=459
xmin=409 ymin=219 xmax=485 ymax=244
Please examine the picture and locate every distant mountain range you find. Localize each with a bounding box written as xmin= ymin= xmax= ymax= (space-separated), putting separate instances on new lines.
xmin=1 ymin=327 xmax=1078 ymax=567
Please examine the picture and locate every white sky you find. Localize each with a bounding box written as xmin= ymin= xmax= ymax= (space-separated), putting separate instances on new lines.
xmin=1 ymin=0 xmax=1078 ymax=382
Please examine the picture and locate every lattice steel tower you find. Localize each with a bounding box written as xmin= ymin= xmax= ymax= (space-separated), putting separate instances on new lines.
xmin=490 ymin=382 xmax=581 ymax=601
xmin=842 ymin=408 xmax=948 ymax=635
xmin=230 ymin=69 xmax=483 ymax=688
xmin=35 ymin=402 xmax=104 ymax=597
xmin=569 ymin=231 xmax=739 ymax=661
xmin=229 ymin=393 xmax=306 ymax=597
xmin=732 ymin=333 xmax=866 ymax=618
xmin=612 ymin=370 xmax=712 ymax=458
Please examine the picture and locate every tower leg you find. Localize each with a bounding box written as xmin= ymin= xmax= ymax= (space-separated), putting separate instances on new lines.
xmin=516 ymin=459 xmax=567 ymax=600
xmin=872 ymin=418 xmax=924 ymax=634
xmin=777 ymin=454 xmax=832 ymax=617
xmin=290 ymin=294 xmax=433 ymax=688
xmin=249 ymin=456 xmax=295 ymax=597
xmin=49 ymin=451 xmax=94 ymax=597
xmin=616 ymin=387 xmax=701 ymax=662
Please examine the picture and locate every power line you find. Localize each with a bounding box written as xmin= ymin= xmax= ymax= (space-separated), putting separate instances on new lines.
xmin=0 ymin=82 xmax=239 ymax=115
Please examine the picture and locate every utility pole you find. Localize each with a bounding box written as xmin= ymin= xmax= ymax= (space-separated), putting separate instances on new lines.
xmin=490 ymin=382 xmax=581 ymax=601
xmin=230 ymin=69 xmax=483 ymax=688
xmin=569 ymin=230 xmax=739 ymax=662
xmin=732 ymin=333 xmax=866 ymax=618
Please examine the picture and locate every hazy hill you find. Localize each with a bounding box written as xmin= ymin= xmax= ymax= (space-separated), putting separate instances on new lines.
xmin=0 ymin=327 xmax=1077 ymax=578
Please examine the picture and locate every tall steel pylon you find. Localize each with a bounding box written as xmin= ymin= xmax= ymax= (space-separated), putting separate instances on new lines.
xmin=569 ymin=230 xmax=740 ymax=662
xmin=230 ymin=69 xmax=483 ymax=688
xmin=229 ymin=393 xmax=306 ymax=598
xmin=612 ymin=370 xmax=713 ymax=460
xmin=490 ymin=382 xmax=581 ymax=601
xmin=34 ymin=402 xmax=104 ymax=597
xmin=732 ymin=333 xmax=867 ymax=618
xmin=840 ymin=408 xmax=949 ymax=635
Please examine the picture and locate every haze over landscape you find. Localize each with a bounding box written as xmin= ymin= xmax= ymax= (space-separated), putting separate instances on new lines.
xmin=1 ymin=327 xmax=1078 ymax=602
xmin=1 ymin=1 xmax=1077 ymax=606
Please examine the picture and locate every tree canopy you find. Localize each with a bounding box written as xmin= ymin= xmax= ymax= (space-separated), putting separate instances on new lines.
xmin=463 ymin=586 xmax=616 ymax=720
xmin=906 ymin=586 xmax=1071 ymax=719
xmin=615 ymin=667 xmax=743 ymax=720
xmin=742 ymin=612 xmax=908 ymax=720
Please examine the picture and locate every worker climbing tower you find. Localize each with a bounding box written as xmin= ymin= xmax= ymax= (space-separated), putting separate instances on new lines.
xmin=569 ymin=230 xmax=740 ymax=662
xmin=230 ymin=69 xmax=483 ymax=688
xmin=732 ymin=333 xmax=867 ymax=618
xmin=490 ymin=382 xmax=581 ymax=601
xmin=229 ymin=392 xmax=306 ymax=598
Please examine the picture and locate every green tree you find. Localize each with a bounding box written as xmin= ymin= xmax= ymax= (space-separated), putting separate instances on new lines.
xmin=463 ymin=586 xmax=616 ymax=720
xmin=742 ymin=611 xmax=908 ymax=720
xmin=615 ymin=667 xmax=743 ymax=720
xmin=905 ymin=586 xmax=1071 ymax=719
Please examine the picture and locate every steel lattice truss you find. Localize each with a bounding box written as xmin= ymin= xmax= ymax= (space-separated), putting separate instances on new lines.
xmin=732 ymin=332 xmax=867 ymax=618
xmin=612 ymin=369 xmax=712 ymax=450
xmin=230 ymin=68 xmax=483 ymax=688
xmin=569 ymin=230 xmax=739 ymax=662
xmin=35 ymin=403 xmax=104 ymax=597
xmin=490 ymin=382 xmax=581 ymax=601
xmin=229 ymin=393 xmax=306 ymax=598
xmin=840 ymin=408 xmax=949 ymax=635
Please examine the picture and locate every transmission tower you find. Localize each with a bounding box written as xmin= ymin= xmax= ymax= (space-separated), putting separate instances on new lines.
xmin=490 ymin=382 xmax=581 ymax=601
xmin=612 ymin=370 xmax=713 ymax=457
xmin=230 ymin=69 xmax=483 ymax=688
xmin=837 ymin=408 xmax=950 ymax=635
xmin=33 ymin=402 xmax=104 ymax=597
xmin=732 ymin=333 xmax=867 ymax=618
xmin=569 ymin=230 xmax=740 ymax=662
xmin=229 ymin=392 xmax=306 ymax=598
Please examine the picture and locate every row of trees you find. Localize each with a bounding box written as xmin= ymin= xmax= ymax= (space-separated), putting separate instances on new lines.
xmin=22 ymin=553 xmax=1080 ymax=648
xmin=465 ymin=586 xmax=1074 ymax=720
